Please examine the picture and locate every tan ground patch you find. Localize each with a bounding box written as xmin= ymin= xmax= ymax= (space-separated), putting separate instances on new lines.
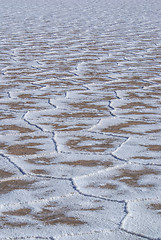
xmin=124 ymin=111 xmax=154 ymax=116
xmin=127 ymin=91 xmax=161 ymax=100
xmin=149 ymin=204 xmax=161 ymax=214
xmin=99 ymin=183 xmax=118 ymax=189
xmin=112 ymin=168 xmax=160 ymax=188
xmin=101 ymin=120 xmax=150 ymax=135
xmin=6 ymin=143 xmax=43 ymax=156
xmin=69 ymin=101 xmax=108 ymax=111
xmin=0 ymin=179 xmax=35 ymax=194
xmin=0 ymin=125 xmax=34 ymax=133
xmin=0 ymin=222 xmax=28 ymax=228
xmin=119 ymin=102 xmax=156 ymax=110
xmin=42 ymin=122 xmax=89 ymax=131
xmin=18 ymin=94 xmax=32 ymax=99
xmin=81 ymin=207 xmax=103 ymax=211
xmin=0 ymin=112 xmax=14 ymax=120
xmin=144 ymin=145 xmax=161 ymax=151
xmin=2 ymin=208 xmax=31 ymax=216
xmin=67 ymin=136 xmax=114 ymax=153
xmin=26 ymin=157 xmax=54 ymax=165
xmin=31 ymin=169 xmax=49 ymax=175
xmin=0 ymin=143 xmax=7 ymax=149
xmin=4 ymin=102 xmax=41 ymax=110
xmin=19 ymin=135 xmax=48 ymax=141
xmin=132 ymin=156 xmax=152 ymax=160
xmin=0 ymin=169 xmax=14 ymax=179
xmin=33 ymin=208 xmax=86 ymax=226
xmin=60 ymin=160 xmax=113 ymax=168
xmin=0 ymin=84 xmax=18 ymax=90
xmin=42 ymin=111 xmax=104 ymax=119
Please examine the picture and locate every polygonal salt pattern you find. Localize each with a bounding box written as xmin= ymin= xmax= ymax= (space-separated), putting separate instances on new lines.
xmin=1 ymin=0 xmax=161 ymax=239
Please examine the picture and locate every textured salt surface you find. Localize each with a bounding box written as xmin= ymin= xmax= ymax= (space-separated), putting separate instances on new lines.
xmin=0 ymin=0 xmax=161 ymax=239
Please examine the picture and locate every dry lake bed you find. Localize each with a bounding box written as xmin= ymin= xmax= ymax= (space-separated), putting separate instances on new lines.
xmin=0 ymin=0 xmax=161 ymax=239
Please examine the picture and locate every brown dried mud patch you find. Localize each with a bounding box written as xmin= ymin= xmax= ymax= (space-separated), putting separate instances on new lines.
xmin=0 ymin=143 xmax=7 ymax=148
xmin=20 ymin=135 xmax=48 ymax=141
xmin=2 ymin=208 xmax=31 ymax=216
xmin=60 ymin=160 xmax=113 ymax=168
xmin=112 ymin=168 xmax=160 ymax=188
xmin=149 ymin=204 xmax=161 ymax=214
xmin=0 ymin=112 xmax=14 ymax=120
xmin=42 ymin=111 xmax=106 ymax=119
xmin=124 ymin=111 xmax=155 ymax=116
xmin=31 ymin=169 xmax=49 ymax=175
xmin=145 ymin=129 xmax=161 ymax=134
xmin=144 ymin=145 xmax=161 ymax=151
xmin=4 ymin=102 xmax=41 ymax=111
xmin=101 ymin=120 xmax=150 ymax=135
xmin=0 ymin=169 xmax=14 ymax=179
xmin=87 ymin=168 xmax=160 ymax=190
xmin=18 ymin=94 xmax=32 ymax=99
xmin=42 ymin=122 xmax=89 ymax=132
xmin=118 ymin=79 xmax=150 ymax=88
xmin=67 ymin=136 xmax=114 ymax=153
xmin=126 ymin=91 xmax=161 ymax=100
xmin=132 ymin=156 xmax=152 ymax=160
xmin=87 ymin=182 xmax=117 ymax=190
xmin=6 ymin=143 xmax=43 ymax=156
xmin=69 ymin=102 xmax=108 ymax=111
xmin=81 ymin=207 xmax=103 ymax=211
xmin=0 ymin=84 xmax=18 ymax=90
xmin=0 ymin=179 xmax=35 ymax=194
xmin=26 ymin=157 xmax=54 ymax=165
xmin=0 ymin=125 xmax=34 ymax=134
xmin=101 ymin=85 xmax=138 ymax=91
xmin=33 ymin=208 xmax=86 ymax=226
xmin=99 ymin=183 xmax=117 ymax=190
xmin=0 ymin=221 xmax=28 ymax=228
xmin=119 ymin=102 xmax=156 ymax=110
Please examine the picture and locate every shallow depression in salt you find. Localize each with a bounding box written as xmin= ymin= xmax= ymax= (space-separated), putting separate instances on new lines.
xmin=0 ymin=0 xmax=161 ymax=239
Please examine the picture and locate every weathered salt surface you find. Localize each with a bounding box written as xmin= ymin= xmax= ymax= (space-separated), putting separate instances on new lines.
xmin=74 ymin=164 xmax=161 ymax=201
xmin=59 ymin=230 xmax=145 ymax=240
xmin=0 ymin=0 xmax=161 ymax=239
xmin=122 ymin=199 xmax=161 ymax=239
xmin=0 ymin=192 xmax=124 ymax=238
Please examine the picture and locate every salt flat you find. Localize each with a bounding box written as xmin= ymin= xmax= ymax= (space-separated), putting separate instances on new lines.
xmin=0 ymin=0 xmax=161 ymax=239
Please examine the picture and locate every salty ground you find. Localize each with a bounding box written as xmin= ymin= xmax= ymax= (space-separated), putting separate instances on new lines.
xmin=0 ymin=0 xmax=161 ymax=239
